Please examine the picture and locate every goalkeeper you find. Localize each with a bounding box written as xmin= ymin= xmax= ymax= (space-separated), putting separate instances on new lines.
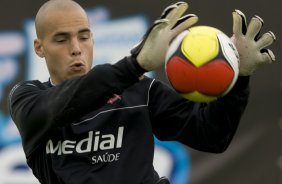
xmin=9 ymin=0 xmax=275 ymax=184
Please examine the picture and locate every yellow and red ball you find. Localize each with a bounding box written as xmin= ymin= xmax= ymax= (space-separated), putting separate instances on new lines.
xmin=165 ymin=26 xmax=240 ymax=102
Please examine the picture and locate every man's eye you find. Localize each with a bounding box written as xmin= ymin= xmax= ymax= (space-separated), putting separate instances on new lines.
xmin=56 ymin=39 xmax=66 ymax=43
xmin=80 ymin=36 xmax=89 ymax=40
xmin=54 ymin=36 xmax=68 ymax=43
xmin=79 ymin=33 xmax=90 ymax=40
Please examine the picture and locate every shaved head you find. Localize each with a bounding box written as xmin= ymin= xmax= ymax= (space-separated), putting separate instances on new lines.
xmin=33 ymin=0 xmax=93 ymax=85
xmin=35 ymin=0 xmax=89 ymax=39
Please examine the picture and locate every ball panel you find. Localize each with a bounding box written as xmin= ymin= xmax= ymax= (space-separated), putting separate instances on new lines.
xmin=166 ymin=56 xmax=234 ymax=96
xmin=197 ymin=59 xmax=234 ymax=95
xmin=166 ymin=55 xmax=196 ymax=93
xmin=165 ymin=30 xmax=189 ymax=62
xmin=181 ymin=26 xmax=220 ymax=68
xmin=181 ymin=91 xmax=217 ymax=102
xmin=217 ymin=32 xmax=240 ymax=95
xmin=217 ymin=32 xmax=239 ymax=72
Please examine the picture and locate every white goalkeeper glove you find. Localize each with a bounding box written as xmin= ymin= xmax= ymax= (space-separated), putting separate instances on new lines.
xmin=131 ymin=2 xmax=198 ymax=71
xmin=231 ymin=9 xmax=276 ymax=76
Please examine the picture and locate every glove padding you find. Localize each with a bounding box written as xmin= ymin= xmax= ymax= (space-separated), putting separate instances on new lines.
xmin=131 ymin=2 xmax=198 ymax=71
xmin=231 ymin=9 xmax=276 ymax=76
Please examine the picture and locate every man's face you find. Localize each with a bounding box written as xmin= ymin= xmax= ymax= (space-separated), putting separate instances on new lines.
xmin=35 ymin=8 xmax=93 ymax=85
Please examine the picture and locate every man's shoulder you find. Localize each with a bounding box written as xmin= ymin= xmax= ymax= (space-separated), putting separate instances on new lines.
xmin=9 ymin=80 xmax=50 ymax=98
xmin=14 ymin=80 xmax=51 ymax=89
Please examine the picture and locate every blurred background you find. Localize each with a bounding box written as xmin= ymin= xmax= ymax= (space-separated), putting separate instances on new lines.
xmin=0 ymin=0 xmax=281 ymax=183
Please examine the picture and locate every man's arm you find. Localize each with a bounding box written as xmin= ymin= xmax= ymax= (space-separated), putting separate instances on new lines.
xmin=9 ymin=57 xmax=145 ymax=155
xmin=149 ymin=76 xmax=249 ymax=153
xmin=150 ymin=9 xmax=276 ymax=153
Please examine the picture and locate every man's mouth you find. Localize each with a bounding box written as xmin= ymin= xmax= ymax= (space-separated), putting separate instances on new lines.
xmin=70 ymin=63 xmax=85 ymax=71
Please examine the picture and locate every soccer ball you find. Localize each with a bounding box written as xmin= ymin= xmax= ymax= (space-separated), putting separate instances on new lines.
xmin=165 ymin=26 xmax=240 ymax=102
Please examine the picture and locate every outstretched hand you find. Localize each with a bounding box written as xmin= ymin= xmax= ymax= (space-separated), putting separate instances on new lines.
xmin=131 ymin=2 xmax=198 ymax=71
xmin=231 ymin=9 xmax=276 ymax=76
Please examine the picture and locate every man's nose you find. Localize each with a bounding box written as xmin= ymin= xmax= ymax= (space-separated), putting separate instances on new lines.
xmin=70 ymin=38 xmax=81 ymax=56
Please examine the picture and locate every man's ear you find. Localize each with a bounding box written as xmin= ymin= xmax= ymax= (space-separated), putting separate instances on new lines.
xmin=34 ymin=39 xmax=44 ymax=58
